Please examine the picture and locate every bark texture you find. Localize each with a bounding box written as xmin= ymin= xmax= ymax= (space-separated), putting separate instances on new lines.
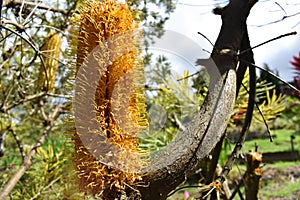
xmin=108 ymin=0 xmax=257 ymax=200
xmin=245 ymin=151 xmax=262 ymax=200
xmin=130 ymin=0 xmax=258 ymax=199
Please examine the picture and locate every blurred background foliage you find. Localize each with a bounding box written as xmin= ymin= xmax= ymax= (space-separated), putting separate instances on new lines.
xmin=0 ymin=0 xmax=177 ymax=198
xmin=0 ymin=0 xmax=299 ymax=199
xmin=141 ymin=62 xmax=289 ymax=156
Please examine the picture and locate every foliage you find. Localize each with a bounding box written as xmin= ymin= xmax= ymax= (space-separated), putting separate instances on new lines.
xmin=0 ymin=0 xmax=298 ymax=198
xmin=12 ymin=145 xmax=66 ymax=199
xmin=280 ymin=96 xmax=300 ymax=132
xmin=289 ymin=51 xmax=300 ymax=99
xmin=0 ymin=0 xmax=175 ymax=198
xmin=257 ymin=64 xmax=283 ymax=100
xmin=126 ymin=0 xmax=176 ymax=39
xmin=0 ymin=0 xmax=74 ymax=198
xmin=277 ymin=52 xmax=300 ymax=132
xmin=140 ymin=68 xmax=209 ymax=154
xmin=290 ymin=52 xmax=300 ymax=76
xmin=142 ymin=67 xmax=286 ymax=155
xmin=145 ymin=55 xmax=172 ymax=85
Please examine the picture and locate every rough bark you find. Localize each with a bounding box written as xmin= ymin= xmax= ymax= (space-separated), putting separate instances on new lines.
xmin=132 ymin=0 xmax=258 ymax=199
xmin=139 ymin=70 xmax=236 ymax=200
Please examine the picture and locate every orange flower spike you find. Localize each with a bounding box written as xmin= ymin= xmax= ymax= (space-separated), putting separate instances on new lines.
xmin=72 ymin=0 xmax=149 ymax=196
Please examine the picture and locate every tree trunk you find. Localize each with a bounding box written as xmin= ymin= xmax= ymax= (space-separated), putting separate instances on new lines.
xmin=126 ymin=0 xmax=258 ymax=199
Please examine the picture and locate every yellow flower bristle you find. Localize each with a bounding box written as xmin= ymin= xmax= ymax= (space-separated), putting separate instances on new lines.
xmin=71 ymin=0 xmax=149 ymax=196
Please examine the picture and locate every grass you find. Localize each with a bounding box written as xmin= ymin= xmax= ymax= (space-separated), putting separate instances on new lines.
xmin=236 ymin=129 xmax=300 ymax=199
xmin=260 ymin=179 xmax=300 ymax=199
xmin=168 ymin=129 xmax=300 ymax=199
xmin=265 ymin=160 xmax=300 ymax=170
xmin=225 ymin=160 xmax=300 ymax=200
xmin=243 ymin=129 xmax=300 ymax=153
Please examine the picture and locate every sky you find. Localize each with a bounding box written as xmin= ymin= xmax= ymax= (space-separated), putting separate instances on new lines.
xmin=153 ymin=0 xmax=300 ymax=81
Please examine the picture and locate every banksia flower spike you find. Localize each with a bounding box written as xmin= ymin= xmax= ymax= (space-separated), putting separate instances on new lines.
xmin=38 ymin=33 xmax=62 ymax=91
xmin=71 ymin=0 xmax=148 ymax=197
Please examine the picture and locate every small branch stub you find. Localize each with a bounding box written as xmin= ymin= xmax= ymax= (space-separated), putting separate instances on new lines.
xmin=245 ymin=151 xmax=263 ymax=200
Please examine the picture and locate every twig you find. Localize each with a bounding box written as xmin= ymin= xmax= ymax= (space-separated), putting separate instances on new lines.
xmin=178 ymin=1 xmax=228 ymax=7
xmin=47 ymin=93 xmax=72 ymax=99
xmin=177 ymin=71 xmax=200 ymax=81
xmin=9 ymin=128 xmax=25 ymax=161
xmin=0 ymin=39 xmax=20 ymax=69
xmin=173 ymin=113 xmax=186 ymax=131
xmin=241 ymin=83 xmax=273 ymax=142
xmin=0 ymin=22 xmax=48 ymax=75
xmin=1 ymin=85 xmax=14 ymax=109
xmin=167 ymin=185 xmax=211 ymax=198
xmin=255 ymin=12 xmax=300 ymax=27
xmin=40 ymin=105 xmax=48 ymax=122
xmin=29 ymin=176 xmax=62 ymax=200
xmin=32 ymin=24 xmax=66 ymax=34
xmin=230 ymin=178 xmax=245 ymax=200
xmin=275 ymin=2 xmax=287 ymax=16
xmin=3 ymin=0 xmax=68 ymax=15
xmin=202 ymin=186 xmax=216 ymax=199
xmin=0 ymin=31 xmax=13 ymax=43
xmin=23 ymin=2 xmax=41 ymax=25
xmin=240 ymin=59 xmax=300 ymax=94
xmin=0 ymin=92 xmax=46 ymax=113
xmin=197 ymin=31 xmax=214 ymax=47
xmin=1 ymin=19 xmax=25 ymax=32
xmin=18 ymin=0 xmax=25 ymax=23
xmin=239 ymin=31 xmax=297 ymax=55
xmin=0 ymin=128 xmax=7 ymax=157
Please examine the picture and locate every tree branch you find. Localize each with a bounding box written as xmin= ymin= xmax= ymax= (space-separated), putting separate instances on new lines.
xmin=222 ymin=25 xmax=256 ymax=179
xmin=0 ymin=105 xmax=61 ymax=199
xmin=3 ymin=0 xmax=68 ymax=15
xmin=239 ymin=31 xmax=297 ymax=56
xmin=0 ymin=92 xmax=46 ymax=113
xmin=9 ymin=128 xmax=25 ymax=161
xmin=136 ymin=1 xmax=258 ymax=199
